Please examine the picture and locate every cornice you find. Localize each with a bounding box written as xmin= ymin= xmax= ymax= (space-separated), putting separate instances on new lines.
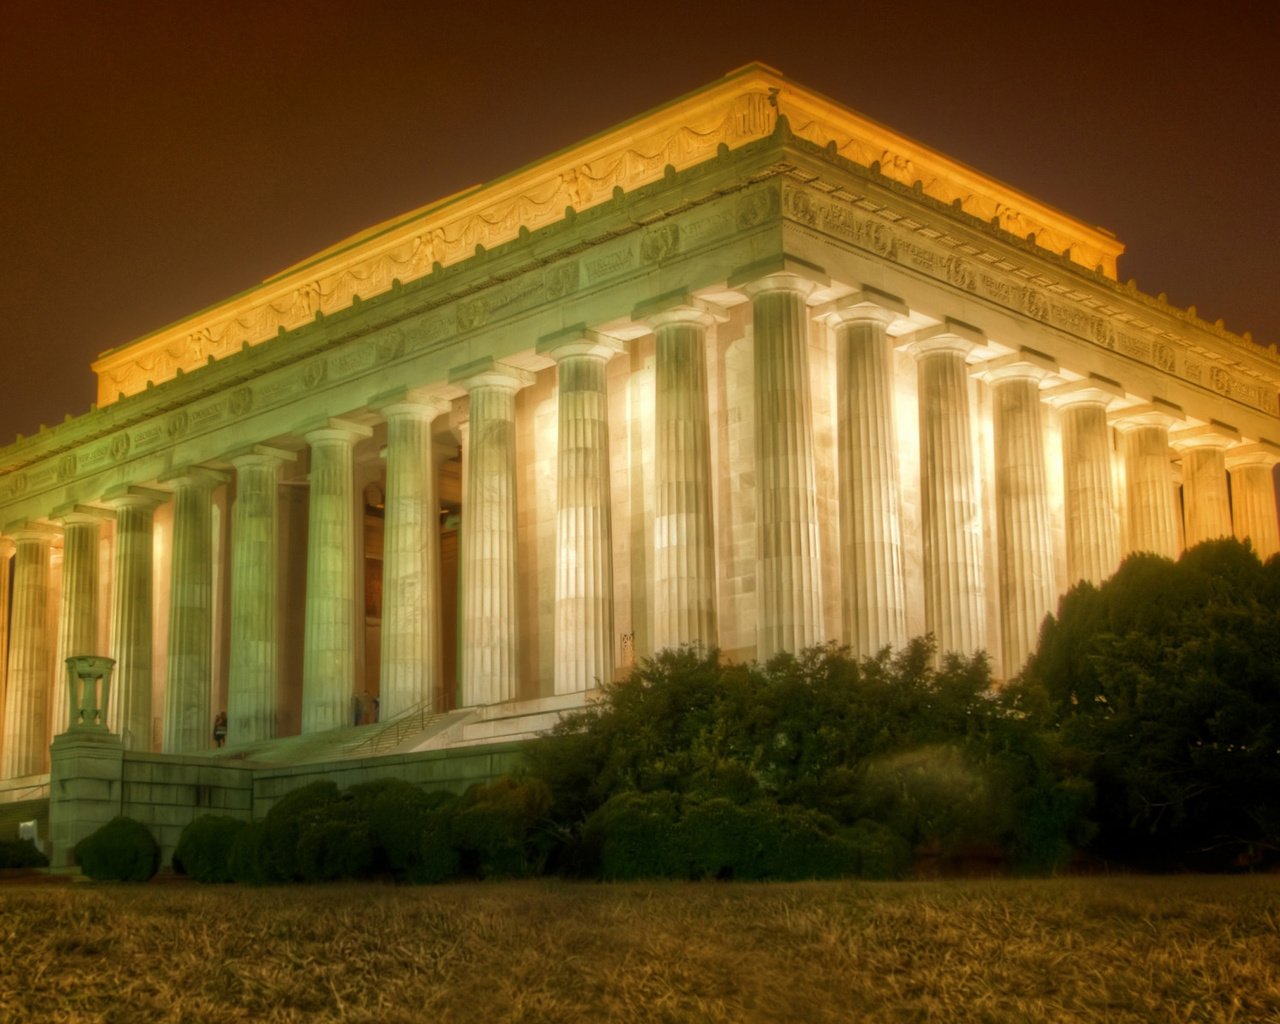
xmin=87 ymin=64 xmax=1125 ymax=408
xmin=775 ymin=152 xmax=1280 ymax=419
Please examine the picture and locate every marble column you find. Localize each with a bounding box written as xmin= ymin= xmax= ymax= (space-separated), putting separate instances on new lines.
xmin=1112 ymin=405 xmax=1183 ymax=559
xmin=640 ymin=299 xmax=723 ymax=652
xmin=982 ymin=353 xmax=1057 ymax=676
xmin=302 ymin=421 xmax=372 ymax=734
xmin=228 ymin=447 xmax=294 ymax=744
xmin=743 ymin=271 xmax=825 ymax=659
xmin=1045 ymin=379 xmax=1123 ymax=587
xmin=539 ymin=327 xmax=623 ymax=693
xmin=164 ymin=470 xmax=224 ymax=753
xmin=823 ymin=289 xmax=909 ymax=658
xmin=52 ymin=509 xmax=106 ymax=736
xmin=1226 ymin=442 xmax=1280 ymax=560
xmin=379 ymin=397 xmax=448 ymax=717
xmin=107 ymin=489 xmax=165 ymax=752
xmin=1 ymin=527 xmax=56 ymax=777
xmin=451 ymin=359 xmax=532 ymax=707
xmin=1172 ymin=425 xmax=1237 ymax=548
xmin=908 ymin=321 xmax=986 ymax=659
xmin=0 ymin=538 xmax=12 ymax=739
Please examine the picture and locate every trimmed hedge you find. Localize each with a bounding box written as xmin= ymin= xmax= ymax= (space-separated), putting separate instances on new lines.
xmin=586 ymin=792 xmax=897 ymax=881
xmin=74 ymin=817 xmax=159 ymax=882
xmin=173 ymin=816 xmax=247 ymax=883
xmin=0 ymin=838 xmax=49 ymax=870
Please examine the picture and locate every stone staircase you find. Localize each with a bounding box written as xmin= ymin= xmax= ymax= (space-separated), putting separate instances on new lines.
xmin=212 ymin=704 xmax=475 ymax=767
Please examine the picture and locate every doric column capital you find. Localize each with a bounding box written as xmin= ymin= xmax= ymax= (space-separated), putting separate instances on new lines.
xmin=1043 ymin=376 xmax=1126 ymax=410
xmin=449 ymin=357 xmax=534 ymax=394
xmin=229 ymin=444 xmax=297 ymax=471
xmin=303 ymin=417 xmax=374 ymax=447
xmin=1110 ymin=402 xmax=1185 ymax=432
xmin=633 ymin=290 xmax=729 ymax=330
xmin=728 ymin=254 xmax=829 ymax=300
xmin=1225 ymin=439 xmax=1280 ymax=470
xmin=905 ymin=318 xmax=986 ymax=359
xmin=50 ymin=503 xmax=114 ymax=527
xmin=2 ymin=521 xmax=60 ymax=543
xmin=370 ymin=387 xmax=451 ymax=423
xmin=819 ymin=286 xmax=909 ymax=329
xmin=100 ymin=485 xmax=169 ymax=512
xmin=1170 ymin=423 xmax=1240 ymax=452
xmin=975 ymin=349 xmax=1059 ymax=386
xmin=537 ymin=324 xmax=626 ymax=363
xmin=160 ymin=466 xmax=229 ymax=492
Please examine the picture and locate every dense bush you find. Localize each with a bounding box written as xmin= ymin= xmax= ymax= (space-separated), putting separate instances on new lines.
xmin=74 ymin=817 xmax=159 ymax=882
xmin=528 ymin=641 xmax=1080 ymax=874
xmin=0 ymin=838 xmax=49 ymax=869
xmin=364 ymin=779 xmax=456 ymax=882
xmin=259 ymin=781 xmax=342 ymax=882
xmin=1019 ymin=539 xmax=1280 ymax=869
xmin=173 ymin=816 xmax=247 ymax=883
xmin=227 ymin=820 xmax=267 ymax=885
xmin=451 ymin=776 xmax=553 ymax=878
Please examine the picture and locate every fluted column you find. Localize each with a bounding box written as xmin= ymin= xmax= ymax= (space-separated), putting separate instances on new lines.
xmin=1113 ymin=405 xmax=1183 ymax=559
xmin=1226 ymin=442 xmax=1280 ymax=560
xmin=164 ymin=470 xmax=223 ymax=753
xmin=453 ymin=360 xmax=532 ymax=706
xmin=981 ymin=353 xmax=1057 ymax=676
xmin=638 ymin=298 xmax=723 ymax=652
xmin=379 ymin=397 xmax=449 ymax=717
xmin=107 ymin=489 xmax=164 ymax=751
xmin=1172 ymin=425 xmax=1237 ymax=548
xmin=1 ymin=527 xmax=56 ymax=777
xmin=1045 ymin=379 xmax=1123 ymax=586
xmin=742 ymin=271 xmax=825 ymax=659
xmin=302 ymin=421 xmax=372 ymax=733
xmin=539 ymin=327 xmax=623 ymax=693
xmin=228 ymin=447 xmax=293 ymax=744
xmin=908 ymin=321 xmax=986 ymax=658
xmin=0 ymin=539 xmax=12 ymax=739
xmin=823 ymin=289 xmax=909 ymax=658
xmin=52 ymin=509 xmax=106 ymax=736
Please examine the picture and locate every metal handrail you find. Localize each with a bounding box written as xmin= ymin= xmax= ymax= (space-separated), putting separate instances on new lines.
xmin=343 ymin=700 xmax=440 ymax=758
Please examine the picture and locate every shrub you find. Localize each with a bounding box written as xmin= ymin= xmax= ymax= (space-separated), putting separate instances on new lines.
xmin=452 ymin=777 xmax=553 ymax=878
xmin=173 ymin=816 xmax=248 ymax=883
xmin=418 ymin=803 xmax=462 ymax=883
xmin=365 ymin=782 xmax=455 ymax=882
xmin=259 ymin=781 xmax=341 ymax=882
xmin=0 ymin=839 xmax=49 ymax=870
xmin=227 ymin=820 xmax=266 ymax=885
xmin=296 ymin=819 xmax=374 ymax=882
xmin=74 ymin=817 xmax=159 ymax=882
xmin=588 ymin=791 xmax=685 ymax=880
xmin=841 ymin=819 xmax=912 ymax=880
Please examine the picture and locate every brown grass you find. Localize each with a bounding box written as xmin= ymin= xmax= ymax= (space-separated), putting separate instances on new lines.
xmin=1 ymin=876 xmax=1278 ymax=1023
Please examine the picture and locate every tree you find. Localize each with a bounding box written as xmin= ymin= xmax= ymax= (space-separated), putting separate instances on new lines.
xmin=1018 ymin=539 xmax=1280 ymax=868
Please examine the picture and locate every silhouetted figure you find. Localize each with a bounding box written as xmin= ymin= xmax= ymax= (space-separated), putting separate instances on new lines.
xmin=213 ymin=711 xmax=228 ymax=748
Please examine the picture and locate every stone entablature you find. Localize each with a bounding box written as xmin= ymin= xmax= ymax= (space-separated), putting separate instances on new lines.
xmin=89 ymin=63 xmax=1131 ymax=406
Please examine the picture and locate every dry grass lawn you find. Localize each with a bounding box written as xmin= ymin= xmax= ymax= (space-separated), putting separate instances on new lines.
xmin=1 ymin=876 xmax=1277 ymax=1023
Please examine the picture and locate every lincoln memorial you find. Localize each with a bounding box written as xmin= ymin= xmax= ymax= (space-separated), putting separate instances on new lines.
xmin=1 ymin=66 xmax=1277 ymax=858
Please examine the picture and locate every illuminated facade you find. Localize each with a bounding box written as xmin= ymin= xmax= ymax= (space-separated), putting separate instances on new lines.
xmin=1 ymin=63 xmax=1278 ymax=798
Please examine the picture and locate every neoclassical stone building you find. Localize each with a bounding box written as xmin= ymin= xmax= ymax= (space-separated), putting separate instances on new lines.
xmin=2 ymin=63 xmax=1278 ymax=798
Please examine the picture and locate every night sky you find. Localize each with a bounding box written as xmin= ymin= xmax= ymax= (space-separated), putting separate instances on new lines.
xmin=1 ymin=0 xmax=1276 ymax=445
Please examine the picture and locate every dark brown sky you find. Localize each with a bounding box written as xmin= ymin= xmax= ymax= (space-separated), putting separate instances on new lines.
xmin=1 ymin=0 xmax=1276 ymax=444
